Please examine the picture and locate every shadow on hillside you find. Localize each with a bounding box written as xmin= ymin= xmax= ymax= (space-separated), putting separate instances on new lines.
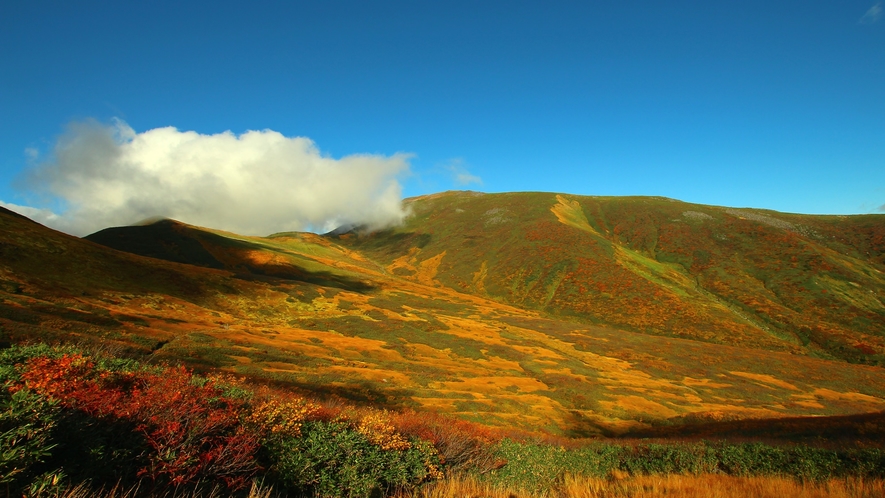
xmin=231 ymin=260 xmax=376 ymax=293
xmin=333 ymin=230 xmax=433 ymax=256
xmin=86 ymin=220 xmax=227 ymax=269
xmin=562 ymin=410 xmax=622 ymax=438
xmin=87 ymin=220 xmax=377 ymax=294
xmin=620 ymin=411 xmax=885 ymax=448
xmin=265 ymin=377 xmax=417 ymax=409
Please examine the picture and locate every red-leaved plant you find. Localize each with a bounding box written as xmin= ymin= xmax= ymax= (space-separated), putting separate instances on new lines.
xmin=13 ymin=354 xmax=260 ymax=490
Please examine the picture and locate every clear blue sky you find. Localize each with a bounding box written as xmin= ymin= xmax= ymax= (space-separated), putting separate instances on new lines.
xmin=2 ymin=0 xmax=884 ymax=229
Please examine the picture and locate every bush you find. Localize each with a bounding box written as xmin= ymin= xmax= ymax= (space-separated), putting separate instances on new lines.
xmin=6 ymin=343 xmax=884 ymax=497
xmin=717 ymin=442 xmax=787 ymax=476
xmin=620 ymin=442 xmax=718 ymax=475
xmin=485 ymin=438 xmax=885 ymax=492
xmin=391 ymin=409 xmax=501 ymax=472
xmin=8 ymin=351 xmax=261 ymax=491
xmin=0 ymin=385 xmax=58 ymax=487
xmin=267 ymin=420 xmax=441 ymax=498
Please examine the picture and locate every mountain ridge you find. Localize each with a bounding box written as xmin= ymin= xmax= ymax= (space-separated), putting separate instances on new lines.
xmin=336 ymin=191 xmax=885 ymax=364
xmin=3 ymin=192 xmax=885 ymax=436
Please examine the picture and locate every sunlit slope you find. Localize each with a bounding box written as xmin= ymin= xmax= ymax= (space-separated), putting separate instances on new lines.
xmin=340 ymin=191 xmax=885 ymax=365
xmin=5 ymin=204 xmax=885 ymax=437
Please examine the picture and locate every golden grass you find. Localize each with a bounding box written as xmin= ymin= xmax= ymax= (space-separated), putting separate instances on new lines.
xmin=551 ymin=195 xmax=599 ymax=236
xmin=598 ymin=395 xmax=680 ymax=419
xmin=415 ymin=250 xmax=447 ymax=286
xmin=729 ymin=371 xmax=801 ymax=391
xmin=402 ymin=474 xmax=885 ymax=498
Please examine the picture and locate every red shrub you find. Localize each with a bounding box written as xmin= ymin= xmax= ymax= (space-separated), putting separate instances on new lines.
xmin=391 ymin=409 xmax=504 ymax=472
xmin=16 ymin=354 xmax=93 ymax=398
xmin=15 ymin=355 xmax=260 ymax=490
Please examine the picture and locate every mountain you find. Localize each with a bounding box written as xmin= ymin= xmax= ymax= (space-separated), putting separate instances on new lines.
xmin=337 ymin=191 xmax=885 ymax=365
xmin=3 ymin=194 xmax=885 ymax=438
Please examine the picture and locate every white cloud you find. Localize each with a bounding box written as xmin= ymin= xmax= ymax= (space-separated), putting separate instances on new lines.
xmin=0 ymin=201 xmax=62 ymax=226
xmin=445 ymin=158 xmax=483 ymax=186
xmin=860 ymin=3 xmax=882 ymax=24
xmin=15 ymin=119 xmax=412 ymax=236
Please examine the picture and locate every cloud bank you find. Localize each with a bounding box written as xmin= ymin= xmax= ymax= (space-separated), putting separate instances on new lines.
xmin=14 ymin=120 xmax=412 ymax=236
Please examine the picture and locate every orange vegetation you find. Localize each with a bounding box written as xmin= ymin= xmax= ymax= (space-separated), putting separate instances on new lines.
xmin=401 ymin=474 xmax=885 ymax=498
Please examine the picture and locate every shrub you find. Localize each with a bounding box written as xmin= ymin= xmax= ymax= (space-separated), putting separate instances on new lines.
xmin=391 ymin=409 xmax=501 ymax=472
xmin=11 ymin=353 xmax=261 ymax=491
xmin=717 ymin=442 xmax=787 ymax=476
xmin=0 ymin=385 xmax=58 ymax=487
xmin=246 ymin=396 xmax=318 ymax=438
xmin=357 ymin=409 xmax=412 ymax=451
xmin=267 ymin=420 xmax=441 ymax=498
xmin=620 ymin=442 xmax=718 ymax=475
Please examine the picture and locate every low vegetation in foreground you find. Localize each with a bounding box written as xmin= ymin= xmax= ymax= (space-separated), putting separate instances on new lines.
xmin=3 ymin=343 xmax=885 ymax=497
xmin=404 ymin=474 xmax=885 ymax=498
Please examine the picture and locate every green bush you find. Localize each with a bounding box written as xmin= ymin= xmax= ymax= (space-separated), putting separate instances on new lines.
xmin=717 ymin=442 xmax=786 ymax=476
xmin=266 ymin=420 xmax=439 ymax=498
xmin=620 ymin=442 xmax=719 ymax=475
xmin=0 ymin=385 xmax=59 ymax=487
xmin=487 ymin=438 xmax=885 ymax=491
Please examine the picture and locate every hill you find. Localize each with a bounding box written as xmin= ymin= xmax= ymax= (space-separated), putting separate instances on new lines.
xmin=338 ymin=191 xmax=885 ymax=365
xmin=3 ymin=194 xmax=885 ymax=438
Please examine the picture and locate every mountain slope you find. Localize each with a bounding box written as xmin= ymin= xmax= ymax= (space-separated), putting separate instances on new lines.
xmin=338 ymin=191 xmax=885 ymax=365
xmin=4 ymin=199 xmax=885 ymax=437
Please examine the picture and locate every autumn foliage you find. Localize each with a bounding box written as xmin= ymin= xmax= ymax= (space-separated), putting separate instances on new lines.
xmin=13 ymin=354 xmax=260 ymax=490
xmin=0 ymin=346 xmax=449 ymax=496
xmin=4 ymin=344 xmax=885 ymax=498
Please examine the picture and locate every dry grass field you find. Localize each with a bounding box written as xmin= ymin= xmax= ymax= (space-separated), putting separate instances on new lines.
xmin=402 ymin=474 xmax=885 ymax=498
xmin=26 ymin=475 xmax=885 ymax=498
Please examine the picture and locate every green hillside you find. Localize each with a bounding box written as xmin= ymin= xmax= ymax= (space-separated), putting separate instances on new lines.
xmin=339 ymin=191 xmax=885 ymax=365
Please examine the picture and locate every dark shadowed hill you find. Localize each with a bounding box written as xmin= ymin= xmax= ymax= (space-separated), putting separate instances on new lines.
xmin=86 ymin=219 xmax=227 ymax=269
xmin=86 ymin=219 xmax=378 ymax=290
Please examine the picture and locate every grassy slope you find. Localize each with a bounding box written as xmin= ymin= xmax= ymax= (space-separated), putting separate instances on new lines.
xmin=341 ymin=191 xmax=885 ymax=365
xmin=4 ymin=199 xmax=885 ymax=437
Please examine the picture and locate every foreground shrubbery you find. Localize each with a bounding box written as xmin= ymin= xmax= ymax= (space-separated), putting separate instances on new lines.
xmin=2 ymin=343 xmax=885 ymax=497
xmin=490 ymin=438 xmax=885 ymax=493
xmin=0 ymin=344 xmax=446 ymax=497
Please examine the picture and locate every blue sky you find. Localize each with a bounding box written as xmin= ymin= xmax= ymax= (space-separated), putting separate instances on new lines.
xmin=1 ymin=1 xmax=884 ymax=234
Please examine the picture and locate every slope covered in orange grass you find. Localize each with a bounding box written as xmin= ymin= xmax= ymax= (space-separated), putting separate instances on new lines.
xmin=343 ymin=191 xmax=885 ymax=365
xmin=2 ymin=191 xmax=885 ymax=438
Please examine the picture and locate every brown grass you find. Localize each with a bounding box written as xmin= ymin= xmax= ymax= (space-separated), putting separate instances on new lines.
xmin=33 ymin=480 xmax=277 ymax=498
xmin=37 ymin=474 xmax=885 ymax=498
xmin=401 ymin=474 xmax=885 ymax=498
